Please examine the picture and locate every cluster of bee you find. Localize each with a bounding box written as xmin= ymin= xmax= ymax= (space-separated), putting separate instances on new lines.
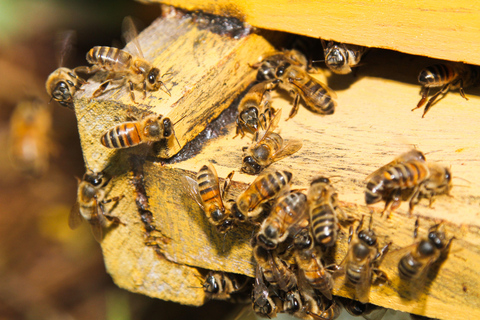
xmin=187 ymin=162 xmax=452 ymax=319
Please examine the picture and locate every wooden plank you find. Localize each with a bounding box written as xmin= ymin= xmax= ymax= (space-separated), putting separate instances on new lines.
xmin=74 ymin=11 xmax=480 ymax=320
xmin=141 ymin=0 xmax=480 ymax=66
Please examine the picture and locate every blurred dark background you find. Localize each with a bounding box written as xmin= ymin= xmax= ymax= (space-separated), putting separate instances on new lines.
xmin=0 ymin=1 xmax=243 ymax=319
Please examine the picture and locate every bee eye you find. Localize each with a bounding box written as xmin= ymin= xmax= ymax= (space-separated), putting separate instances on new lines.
xmin=148 ymin=73 xmax=156 ymax=84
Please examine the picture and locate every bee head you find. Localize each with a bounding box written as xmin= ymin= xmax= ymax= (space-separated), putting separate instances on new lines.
xmin=293 ymin=229 xmax=312 ymax=250
xmin=230 ymin=203 xmax=246 ymax=222
xmin=84 ymin=171 xmax=106 ymax=187
xmin=428 ymin=229 xmax=447 ymax=250
xmin=242 ymin=156 xmax=262 ymax=175
xmin=284 ymin=292 xmax=301 ymax=313
xmin=239 ymin=107 xmax=259 ymax=131
xmin=146 ymin=68 xmax=161 ymax=90
xmin=358 ymin=229 xmax=377 ymax=247
xmin=52 ymin=81 xmax=73 ymax=103
xmin=162 ymin=117 xmax=173 ymax=138
xmin=257 ymin=225 xmax=279 ymax=249
xmin=203 ymin=274 xmax=220 ymax=294
xmin=275 ymin=62 xmax=290 ymax=78
xmin=326 ymin=46 xmax=346 ymax=67
xmin=310 ymin=176 xmax=330 ymax=186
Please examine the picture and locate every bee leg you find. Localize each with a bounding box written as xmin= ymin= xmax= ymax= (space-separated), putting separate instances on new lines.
xmin=128 ymin=80 xmax=137 ymax=104
xmin=414 ymin=218 xmax=419 ymax=239
xmin=74 ymin=65 xmax=99 ymax=75
xmin=92 ymin=79 xmax=114 ymax=98
xmin=221 ymin=171 xmax=235 ymax=200
xmin=143 ymin=80 xmax=148 ymax=100
xmin=421 ymin=83 xmax=451 ymax=118
xmin=286 ymin=94 xmax=301 ymax=121
xmin=408 ymin=188 xmax=421 ymax=216
xmin=457 ymin=78 xmax=469 ymax=101
xmin=372 ymin=268 xmax=389 ymax=284
xmin=412 ymin=86 xmax=429 ymax=111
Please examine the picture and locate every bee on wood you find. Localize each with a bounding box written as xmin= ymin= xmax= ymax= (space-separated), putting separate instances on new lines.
xmin=82 ymin=16 xmax=170 ymax=103
xmin=45 ymin=31 xmax=87 ymax=108
xmin=396 ymin=221 xmax=454 ymax=298
xmin=256 ymin=190 xmax=308 ymax=250
xmin=308 ymin=176 xmax=346 ymax=250
xmin=241 ymin=110 xmax=302 ymax=175
xmin=69 ymin=170 xmax=123 ymax=242
xmin=231 ymin=169 xmax=293 ymax=222
xmin=409 ymin=162 xmax=452 ymax=210
xmin=100 ymin=112 xmax=176 ymax=149
xmin=202 ymin=271 xmax=249 ymax=301
xmin=285 ymin=287 xmax=341 ymax=320
xmin=252 ymin=265 xmax=283 ymax=318
xmin=252 ymin=243 xmax=298 ymax=292
xmin=254 ymin=49 xmax=308 ymax=82
xmin=321 ymin=40 xmax=368 ymax=75
xmin=235 ymin=81 xmax=278 ymax=138
xmin=335 ymin=216 xmax=390 ymax=303
xmin=365 ymin=149 xmax=426 ymax=182
xmin=294 ymin=228 xmax=334 ymax=300
xmin=8 ymin=99 xmax=54 ymax=176
xmin=412 ymin=63 xmax=480 ymax=117
xmin=365 ymin=158 xmax=430 ymax=215
xmin=183 ymin=163 xmax=235 ymax=233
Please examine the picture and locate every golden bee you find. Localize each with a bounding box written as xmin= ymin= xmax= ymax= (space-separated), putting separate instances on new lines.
xmin=365 ymin=158 xmax=430 ymax=215
xmin=365 ymin=149 xmax=426 ymax=182
xmin=100 ymin=113 xmax=175 ymax=149
xmin=8 ymin=99 xmax=54 ymax=176
xmin=396 ymin=222 xmax=453 ymax=297
xmin=409 ymin=162 xmax=452 ymax=210
xmin=46 ymin=31 xmax=86 ymax=108
xmin=241 ymin=110 xmax=302 ymax=175
xmin=183 ymin=163 xmax=235 ymax=233
xmin=321 ymin=40 xmax=368 ymax=75
xmin=231 ymin=169 xmax=293 ymax=222
xmin=252 ymin=243 xmax=298 ymax=292
xmin=252 ymin=265 xmax=283 ymax=318
xmin=293 ymin=228 xmax=334 ymax=300
xmin=256 ymin=191 xmax=308 ymax=250
xmin=69 ymin=170 xmax=123 ymax=242
xmin=308 ymin=176 xmax=345 ymax=249
xmin=412 ymin=63 xmax=480 ymax=117
xmin=83 ymin=16 xmax=170 ymax=103
xmin=335 ymin=216 xmax=390 ymax=303
xmin=235 ymin=81 xmax=278 ymax=138
xmin=202 ymin=271 xmax=249 ymax=300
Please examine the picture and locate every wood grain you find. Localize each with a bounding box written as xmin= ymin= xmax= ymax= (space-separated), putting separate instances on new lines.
xmin=74 ymin=10 xmax=480 ymax=319
xmin=141 ymin=0 xmax=480 ymax=66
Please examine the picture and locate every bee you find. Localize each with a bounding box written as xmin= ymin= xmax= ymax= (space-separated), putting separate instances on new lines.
xmin=308 ymin=176 xmax=346 ymax=249
xmin=412 ymin=63 xmax=480 ymax=117
xmin=336 ymin=216 xmax=390 ymax=303
xmin=286 ymin=287 xmax=341 ymax=320
xmin=293 ymin=229 xmax=334 ymax=300
xmin=202 ymin=271 xmax=249 ymax=300
xmin=183 ymin=163 xmax=235 ymax=233
xmin=100 ymin=113 xmax=176 ymax=149
xmin=365 ymin=149 xmax=426 ymax=182
xmin=321 ymin=40 xmax=368 ymax=75
xmin=252 ymin=265 xmax=283 ymax=318
xmin=8 ymin=99 xmax=53 ymax=176
xmin=256 ymin=191 xmax=308 ymax=250
xmin=231 ymin=169 xmax=293 ymax=222
xmin=338 ymin=296 xmax=388 ymax=319
xmin=46 ymin=31 xmax=87 ymax=108
xmin=409 ymin=162 xmax=452 ymax=210
xmin=241 ymin=110 xmax=303 ymax=175
xmin=254 ymin=49 xmax=308 ymax=82
xmin=365 ymin=159 xmax=430 ymax=215
xmin=397 ymin=221 xmax=453 ymax=297
xmin=83 ymin=16 xmax=170 ymax=103
xmin=235 ymin=80 xmax=278 ymax=138
xmin=69 ymin=170 xmax=123 ymax=242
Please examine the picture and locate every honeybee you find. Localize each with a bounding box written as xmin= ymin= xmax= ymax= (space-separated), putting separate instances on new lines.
xmin=409 ymin=162 xmax=452 ymax=211
xmin=231 ymin=169 xmax=293 ymax=222
xmin=396 ymin=222 xmax=453 ymax=298
xmin=336 ymin=216 xmax=390 ymax=303
xmin=69 ymin=170 xmax=123 ymax=242
xmin=256 ymin=191 xmax=308 ymax=250
xmin=183 ymin=164 xmax=235 ymax=233
xmin=412 ymin=63 xmax=480 ymax=117
xmin=253 ymin=243 xmax=298 ymax=292
xmin=365 ymin=159 xmax=430 ymax=215
xmin=286 ymin=287 xmax=341 ymax=320
xmin=46 ymin=31 xmax=87 ymax=108
xmin=338 ymin=297 xmax=388 ymax=320
xmin=100 ymin=113 xmax=176 ymax=149
xmin=365 ymin=149 xmax=426 ymax=182
xmin=235 ymin=81 xmax=278 ymax=138
xmin=308 ymin=177 xmax=346 ymax=249
xmin=83 ymin=16 xmax=170 ymax=103
xmin=252 ymin=265 xmax=283 ymax=318
xmin=8 ymin=98 xmax=53 ymax=176
xmin=254 ymin=49 xmax=308 ymax=82
xmin=321 ymin=40 xmax=368 ymax=75
xmin=202 ymin=271 xmax=249 ymax=300
xmin=241 ymin=110 xmax=303 ymax=175
xmin=294 ymin=229 xmax=334 ymax=300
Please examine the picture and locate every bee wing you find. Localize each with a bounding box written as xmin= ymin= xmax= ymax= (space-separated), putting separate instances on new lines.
xmin=355 ymin=256 xmax=373 ymax=304
xmin=122 ymin=16 xmax=144 ymax=58
xmin=365 ymin=149 xmax=425 ymax=181
xmin=271 ymin=139 xmax=303 ymax=162
xmin=181 ymin=175 xmax=206 ymax=212
xmin=363 ymin=307 xmax=388 ymax=320
xmin=68 ymin=202 xmax=84 ymax=230
xmin=254 ymin=108 xmax=282 ymax=144
xmin=55 ymin=30 xmax=76 ymax=68
xmin=89 ymin=219 xmax=104 ymax=243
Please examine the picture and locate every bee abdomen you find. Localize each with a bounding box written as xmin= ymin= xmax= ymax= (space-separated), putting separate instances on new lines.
xmin=258 ymin=170 xmax=293 ymax=198
xmin=304 ymin=79 xmax=336 ymax=115
xmin=311 ymin=204 xmax=337 ymax=246
xmin=87 ymin=46 xmax=132 ymax=71
xmin=101 ymin=123 xmax=141 ymax=149
xmin=346 ymin=264 xmax=363 ymax=284
xmin=398 ymin=254 xmax=422 ymax=280
xmin=384 ymin=162 xmax=429 ymax=188
xmin=418 ymin=64 xmax=457 ymax=87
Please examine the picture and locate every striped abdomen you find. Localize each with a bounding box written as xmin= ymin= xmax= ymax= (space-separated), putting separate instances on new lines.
xmin=398 ymin=252 xmax=423 ymax=280
xmin=310 ymin=203 xmax=337 ymax=247
xmin=244 ymin=170 xmax=293 ymax=211
xmin=86 ymin=46 xmax=132 ymax=71
xmin=252 ymin=132 xmax=283 ymax=164
xmin=270 ymin=192 xmax=307 ymax=227
xmin=302 ymin=255 xmax=333 ymax=299
xmin=101 ymin=122 xmax=142 ymax=149
xmin=418 ymin=64 xmax=458 ymax=87
xmin=197 ymin=164 xmax=224 ymax=220
xmin=294 ymin=76 xmax=336 ymax=115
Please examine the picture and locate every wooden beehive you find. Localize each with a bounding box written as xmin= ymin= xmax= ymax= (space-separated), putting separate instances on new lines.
xmin=73 ymin=3 xmax=480 ymax=319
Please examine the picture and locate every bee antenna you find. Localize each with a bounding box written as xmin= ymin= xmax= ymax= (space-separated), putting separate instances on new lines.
xmin=160 ymin=81 xmax=171 ymax=96
xmin=453 ymin=176 xmax=471 ymax=184
xmin=310 ymin=59 xmax=325 ymax=64
xmin=423 ymin=149 xmax=442 ymax=155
